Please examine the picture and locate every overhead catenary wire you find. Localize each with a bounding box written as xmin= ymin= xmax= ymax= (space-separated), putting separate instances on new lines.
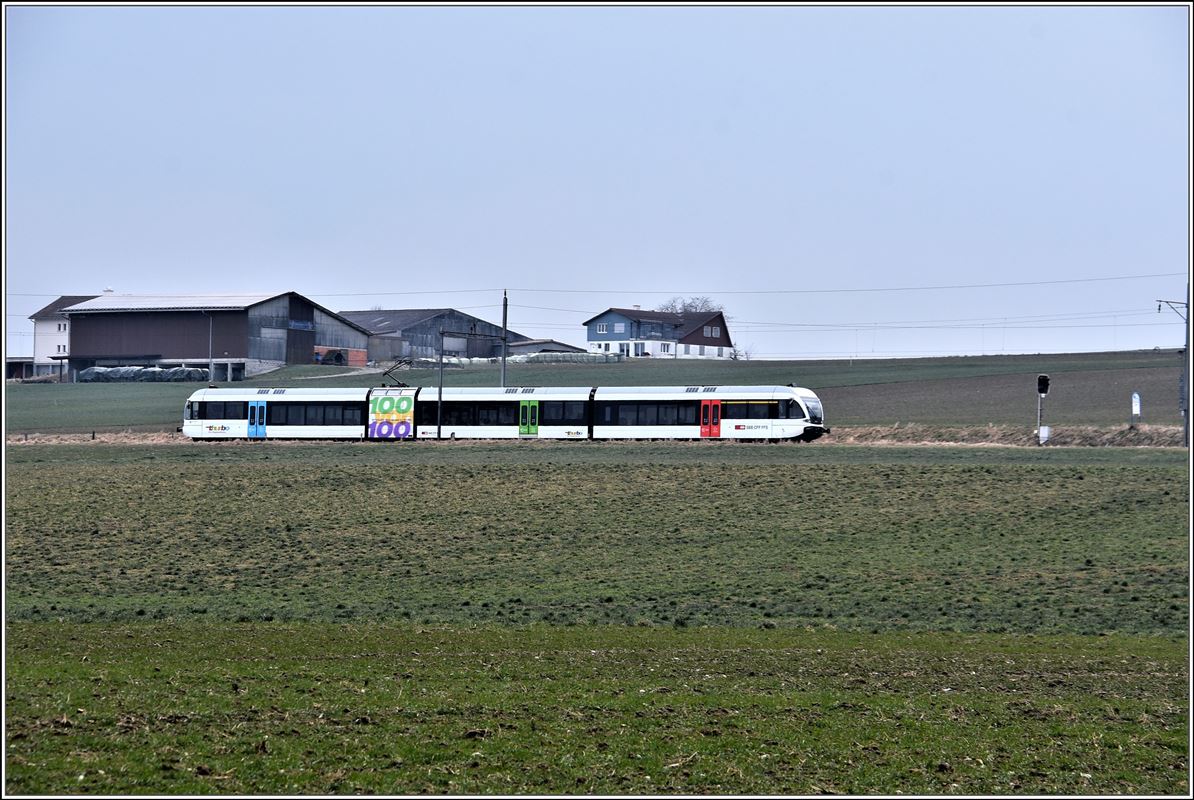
xmin=5 ymin=271 xmax=1184 ymax=300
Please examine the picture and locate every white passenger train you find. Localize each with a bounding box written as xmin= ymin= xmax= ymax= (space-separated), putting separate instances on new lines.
xmin=180 ymin=385 xmax=829 ymax=442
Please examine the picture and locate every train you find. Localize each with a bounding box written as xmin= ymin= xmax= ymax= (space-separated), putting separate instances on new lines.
xmin=179 ymin=384 xmax=829 ymax=442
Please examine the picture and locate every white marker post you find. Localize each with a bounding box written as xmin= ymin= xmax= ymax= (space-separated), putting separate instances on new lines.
xmin=1131 ymin=391 xmax=1141 ymax=428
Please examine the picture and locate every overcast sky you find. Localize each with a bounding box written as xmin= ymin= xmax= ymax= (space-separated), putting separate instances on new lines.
xmin=5 ymin=5 xmax=1189 ymax=359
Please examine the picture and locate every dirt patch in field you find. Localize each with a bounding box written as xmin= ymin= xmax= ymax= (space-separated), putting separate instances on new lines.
xmin=5 ymin=431 xmax=191 ymax=445
xmin=5 ymin=425 xmax=1185 ymax=447
xmin=829 ymin=423 xmax=1184 ymax=447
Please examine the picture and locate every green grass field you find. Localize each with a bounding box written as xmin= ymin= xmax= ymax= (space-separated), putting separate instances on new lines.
xmin=5 ymin=624 xmax=1185 ymax=795
xmin=4 ymin=354 xmax=1189 ymax=794
xmin=4 ymin=349 xmax=1184 ymax=432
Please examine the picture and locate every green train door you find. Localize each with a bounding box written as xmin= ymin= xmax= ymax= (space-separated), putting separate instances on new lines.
xmin=519 ymin=400 xmax=539 ymax=436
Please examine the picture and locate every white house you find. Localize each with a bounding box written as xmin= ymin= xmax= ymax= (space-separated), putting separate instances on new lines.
xmin=29 ymin=295 xmax=98 ymax=378
xmin=581 ymin=307 xmax=735 ymax=359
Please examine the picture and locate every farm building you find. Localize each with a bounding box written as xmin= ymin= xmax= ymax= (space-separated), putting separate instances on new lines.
xmin=28 ymin=295 xmax=99 ymax=378
xmin=506 ymin=339 xmax=586 ymax=355
xmin=583 ymin=306 xmax=734 ymax=359
xmin=6 ymin=356 xmax=35 ymax=380
xmin=61 ymin=292 xmax=370 ymax=380
xmin=337 ymin=308 xmax=537 ymax=362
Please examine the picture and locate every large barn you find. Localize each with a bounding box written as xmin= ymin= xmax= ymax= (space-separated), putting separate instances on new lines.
xmin=337 ymin=308 xmax=533 ymax=362
xmin=62 ymin=292 xmax=370 ymax=380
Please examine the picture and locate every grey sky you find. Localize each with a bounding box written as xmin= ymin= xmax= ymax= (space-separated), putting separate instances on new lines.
xmin=4 ymin=4 xmax=1189 ymax=359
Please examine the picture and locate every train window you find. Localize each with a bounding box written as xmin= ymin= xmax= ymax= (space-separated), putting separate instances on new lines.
xmin=564 ymin=401 xmax=587 ymax=425
xmin=184 ymin=402 xmax=193 ymax=420
xmin=678 ymin=402 xmax=697 ymax=425
xmin=206 ymin=402 xmax=225 ymax=420
xmin=801 ymin=396 xmax=823 ymax=424
xmin=287 ymin=404 xmax=305 ymax=426
xmin=268 ymin=404 xmax=286 ymax=425
xmin=596 ymin=403 xmax=614 ymax=424
xmin=617 ymin=403 xmax=637 ymax=426
xmin=658 ymin=403 xmax=678 ymax=425
xmin=722 ymin=403 xmax=745 ymax=419
xmin=477 ymin=403 xmax=499 ymax=426
xmin=748 ymin=403 xmax=770 ymax=420
xmin=785 ymin=400 xmax=807 ymax=419
xmin=499 ymin=402 xmax=518 ymax=425
xmin=306 ymin=405 xmax=325 ymax=425
xmin=325 ymin=404 xmax=342 ymax=425
xmin=343 ymin=405 xmax=363 ymax=426
xmin=443 ymin=403 xmax=474 ymax=426
xmin=638 ymin=403 xmax=658 ymax=425
xmin=541 ymin=401 xmax=564 ymax=423
xmin=225 ymin=402 xmax=247 ymax=420
xmin=416 ymin=402 xmax=438 ymax=426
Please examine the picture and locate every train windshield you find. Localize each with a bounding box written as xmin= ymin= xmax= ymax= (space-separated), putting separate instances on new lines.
xmin=800 ymin=396 xmax=824 ymax=425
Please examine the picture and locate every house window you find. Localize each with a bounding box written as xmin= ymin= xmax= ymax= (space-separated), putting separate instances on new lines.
xmin=614 ymin=322 xmax=625 ymax=333
xmin=661 ymin=343 xmax=670 ymax=354
xmin=604 ymin=343 xmax=610 ymax=352
xmin=699 ymin=345 xmax=705 ymax=356
xmin=684 ymin=344 xmax=690 ymax=355
xmin=712 ymin=326 xmax=720 ymax=338
xmin=619 ymin=343 xmax=630 ymax=356
xmin=703 ymin=326 xmax=711 ymax=337
xmin=718 ymin=347 xmax=724 ymax=357
xmin=596 ymin=323 xmax=608 ymax=334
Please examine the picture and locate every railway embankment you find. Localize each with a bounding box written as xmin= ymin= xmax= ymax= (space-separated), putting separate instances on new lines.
xmin=828 ymin=423 xmax=1184 ymax=447
xmin=5 ymin=424 xmax=1185 ymax=447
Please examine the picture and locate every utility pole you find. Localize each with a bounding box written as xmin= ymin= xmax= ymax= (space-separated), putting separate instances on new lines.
xmin=500 ymin=289 xmax=508 ymax=388
xmin=1158 ymin=287 xmax=1189 ymax=448
xmin=437 ymin=329 xmax=445 ymax=441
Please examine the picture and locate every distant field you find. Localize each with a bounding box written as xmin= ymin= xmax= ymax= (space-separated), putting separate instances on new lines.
xmin=3 ymin=349 xmax=1184 ymax=433
xmin=7 ymin=442 xmax=1186 ymax=633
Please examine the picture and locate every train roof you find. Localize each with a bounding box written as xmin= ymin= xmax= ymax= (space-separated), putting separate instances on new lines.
xmin=593 ymin=385 xmax=816 ymax=401
xmin=185 ymin=387 xmax=371 ymax=401
xmin=185 ymin=385 xmax=820 ymax=402
xmin=419 ymin=386 xmax=592 ymax=400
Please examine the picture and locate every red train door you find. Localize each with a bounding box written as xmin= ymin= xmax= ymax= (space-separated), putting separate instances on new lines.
xmin=700 ymin=399 xmax=721 ymax=438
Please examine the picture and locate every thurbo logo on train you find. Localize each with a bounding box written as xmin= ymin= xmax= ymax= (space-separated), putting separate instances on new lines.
xmin=179 ymin=385 xmax=829 ymax=443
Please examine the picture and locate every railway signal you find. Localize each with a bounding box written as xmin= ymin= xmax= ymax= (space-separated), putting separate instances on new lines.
xmin=1036 ymin=374 xmax=1050 ymax=445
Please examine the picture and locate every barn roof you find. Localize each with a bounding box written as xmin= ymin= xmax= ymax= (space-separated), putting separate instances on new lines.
xmin=337 ymin=309 xmax=454 ymax=335
xmin=62 ymin=293 xmax=283 ymax=313
xmin=28 ymin=295 xmax=100 ymax=320
xmin=60 ymin=292 xmax=373 ymax=335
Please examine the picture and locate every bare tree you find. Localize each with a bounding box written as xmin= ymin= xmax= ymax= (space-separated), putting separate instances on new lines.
xmin=729 ymin=344 xmax=752 ymax=361
xmin=656 ymin=296 xmax=724 ymax=314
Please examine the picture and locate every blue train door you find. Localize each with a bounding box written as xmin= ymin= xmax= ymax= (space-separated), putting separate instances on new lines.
xmin=248 ymin=400 xmax=267 ymax=439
